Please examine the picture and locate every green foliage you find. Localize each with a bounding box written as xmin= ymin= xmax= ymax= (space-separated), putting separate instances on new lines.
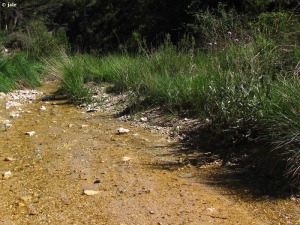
xmin=0 ymin=71 xmax=16 ymax=92
xmin=187 ymin=3 xmax=244 ymax=46
xmin=44 ymin=52 xmax=90 ymax=100
xmin=262 ymin=78 xmax=300 ymax=185
xmin=30 ymin=2 xmax=300 ymax=187
xmin=0 ymin=52 xmax=42 ymax=92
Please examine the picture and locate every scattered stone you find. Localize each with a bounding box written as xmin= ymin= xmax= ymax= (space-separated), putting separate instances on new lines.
xmin=205 ymin=118 xmax=212 ymax=125
xmin=20 ymin=196 xmax=32 ymax=203
xmin=133 ymin=133 xmax=139 ymax=136
xmin=149 ymin=210 xmax=155 ymax=214
xmin=83 ymin=190 xmax=101 ymax=196
xmin=81 ymin=124 xmax=89 ymax=128
xmin=5 ymin=101 xmax=22 ymax=109
xmin=4 ymin=123 xmax=12 ymax=129
xmin=2 ymin=171 xmax=12 ymax=179
xmin=117 ymin=127 xmax=130 ymax=134
xmin=1 ymin=119 xmax=11 ymax=124
xmin=117 ymin=115 xmax=131 ymax=121
xmin=180 ymin=173 xmax=193 ymax=178
xmin=25 ymin=131 xmax=35 ymax=136
xmin=4 ymin=157 xmax=16 ymax=161
xmin=94 ymin=178 xmax=101 ymax=184
xmin=140 ymin=117 xmax=148 ymax=122
xmin=10 ymin=113 xmax=20 ymax=118
xmin=28 ymin=204 xmax=38 ymax=215
xmin=121 ymin=156 xmax=132 ymax=163
xmin=207 ymin=207 xmax=215 ymax=212
xmin=39 ymin=106 xmax=46 ymax=111
xmin=0 ymin=92 xmax=6 ymax=99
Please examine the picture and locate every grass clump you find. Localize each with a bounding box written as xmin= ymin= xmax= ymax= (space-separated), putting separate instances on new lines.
xmin=44 ymin=52 xmax=96 ymax=100
xmin=46 ymin=8 xmax=300 ymax=188
xmin=0 ymin=52 xmax=43 ymax=92
xmin=0 ymin=20 xmax=69 ymax=93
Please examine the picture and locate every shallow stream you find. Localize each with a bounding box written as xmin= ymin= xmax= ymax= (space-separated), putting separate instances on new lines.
xmin=0 ymin=82 xmax=298 ymax=224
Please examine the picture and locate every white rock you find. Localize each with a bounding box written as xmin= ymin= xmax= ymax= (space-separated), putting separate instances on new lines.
xmin=121 ymin=156 xmax=132 ymax=162
xmin=140 ymin=117 xmax=148 ymax=122
xmin=3 ymin=171 xmax=12 ymax=179
xmin=4 ymin=123 xmax=12 ymax=128
xmin=117 ymin=127 xmax=130 ymax=134
xmin=83 ymin=190 xmax=101 ymax=196
xmin=1 ymin=120 xmax=11 ymax=124
xmin=40 ymin=106 xmax=46 ymax=111
xmin=25 ymin=131 xmax=35 ymax=136
xmin=10 ymin=113 xmax=20 ymax=118
xmin=205 ymin=118 xmax=212 ymax=124
xmin=5 ymin=101 xmax=22 ymax=109
xmin=4 ymin=157 xmax=16 ymax=161
xmin=207 ymin=207 xmax=215 ymax=212
xmin=0 ymin=92 xmax=6 ymax=99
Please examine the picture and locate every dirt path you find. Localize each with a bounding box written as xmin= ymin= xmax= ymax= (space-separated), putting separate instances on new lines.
xmin=0 ymin=82 xmax=298 ymax=225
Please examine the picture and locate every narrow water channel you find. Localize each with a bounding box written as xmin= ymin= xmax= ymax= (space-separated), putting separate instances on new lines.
xmin=0 ymin=82 xmax=298 ymax=224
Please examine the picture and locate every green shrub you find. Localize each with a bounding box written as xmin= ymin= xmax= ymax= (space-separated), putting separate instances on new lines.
xmin=6 ymin=21 xmax=68 ymax=59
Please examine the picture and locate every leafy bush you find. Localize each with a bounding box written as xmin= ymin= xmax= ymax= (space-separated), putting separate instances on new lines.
xmin=6 ymin=21 xmax=68 ymax=59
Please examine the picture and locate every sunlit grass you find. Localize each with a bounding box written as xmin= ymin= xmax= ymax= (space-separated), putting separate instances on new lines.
xmin=42 ymin=9 xmax=300 ymax=187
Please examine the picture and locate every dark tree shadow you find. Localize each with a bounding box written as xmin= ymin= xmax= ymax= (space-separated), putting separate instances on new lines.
xmin=148 ymin=125 xmax=295 ymax=199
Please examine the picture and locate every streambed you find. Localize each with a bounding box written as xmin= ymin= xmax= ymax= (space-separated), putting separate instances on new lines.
xmin=0 ymin=82 xmax=298 ymax=224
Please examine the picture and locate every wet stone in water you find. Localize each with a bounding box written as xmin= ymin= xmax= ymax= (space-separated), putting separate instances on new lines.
xmin=117 ymin=127 xmax=130 ymax=134
xmin=2 ymin=171 xmax=12 ymax=179
xmin=94 ymin=178 xmax=101 ymax=184
xmin=83 ymin=190 xmax=101 ymax=196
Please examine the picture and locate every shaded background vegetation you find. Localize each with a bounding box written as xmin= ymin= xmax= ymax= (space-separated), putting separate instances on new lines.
xmin=1 ymin=0 xmax=299 ymax=52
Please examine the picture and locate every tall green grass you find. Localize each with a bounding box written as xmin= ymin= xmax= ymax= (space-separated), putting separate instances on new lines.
xmin=45 ymin=9 xmax=300 ymax=187
xmin=0 ymin=52 xmax=43 ymax=92
xmin=0 ymin=20 xmax=69 ymax=93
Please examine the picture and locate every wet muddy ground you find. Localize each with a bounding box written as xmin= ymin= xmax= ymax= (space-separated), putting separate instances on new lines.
xmin=0 ymin=82 xmax=299 ymax=225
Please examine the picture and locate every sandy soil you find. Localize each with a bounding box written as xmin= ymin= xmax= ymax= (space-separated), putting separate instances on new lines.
xmin=0 ymin=82 xmax=299 ymax=225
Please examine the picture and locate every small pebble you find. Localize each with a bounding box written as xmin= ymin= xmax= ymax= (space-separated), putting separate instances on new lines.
xmin=140 ymin=117 xmax=148 ymax=122
xmin=4 ymin=157 xmax=16 ymax=161
xmin=117 ymin=127 xmax=130 ymax=134
xmin=83 ymin=190 xmax=101 ymax=196
xmin=3 ymin=171 xmax=12 ymax=179
xmin=25 ymin=131 xmax=35 ymax=136
xmin=121 ymin=156 xmax=132 ymax=162
xmin=10 ymin=113 xmax=20 ymax=118
xmin=94 ymin=178 xmax=101 ymax=184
